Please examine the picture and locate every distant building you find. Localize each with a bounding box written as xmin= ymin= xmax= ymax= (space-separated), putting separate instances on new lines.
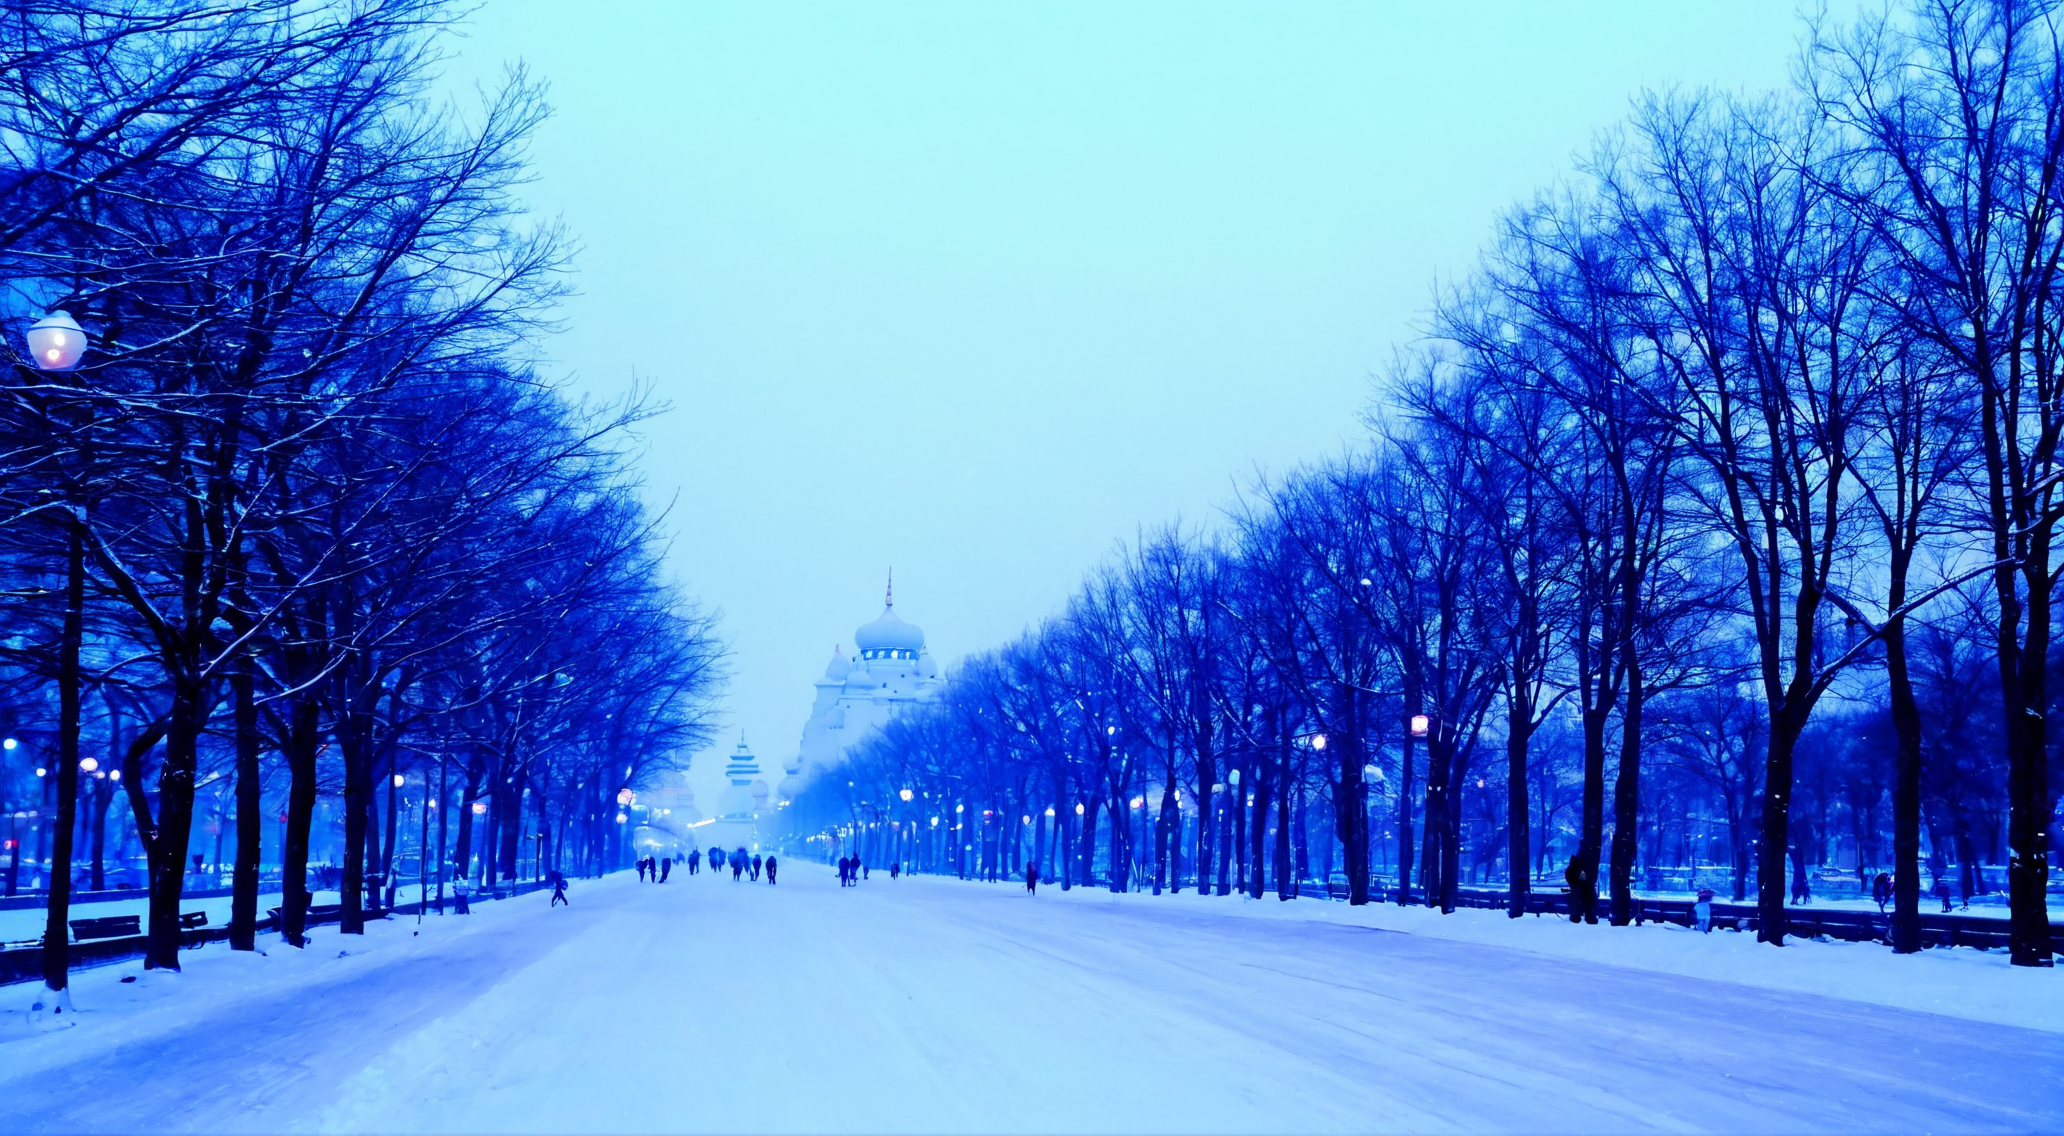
xmin=785 ymin=577 xmax=944 ymax=800
xmin=707 ymin=735 xmax=770 ymax=852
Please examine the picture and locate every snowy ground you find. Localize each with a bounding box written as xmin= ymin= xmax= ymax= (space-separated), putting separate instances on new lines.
xmin=1 ymin=864 xmax=2059 ymax=1134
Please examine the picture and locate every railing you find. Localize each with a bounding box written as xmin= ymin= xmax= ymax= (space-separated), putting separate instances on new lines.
xmin=0 ymin=877 xmax=559 ymax=988
xmin=1365 ymin=883 xmax=2063 ymax=951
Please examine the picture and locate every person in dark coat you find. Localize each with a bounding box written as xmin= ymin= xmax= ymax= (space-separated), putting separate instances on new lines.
xmin=1565 ymin=855 xmax=1598 ymax=924
xmin=766 ymin=856 xmax=778 ymax=885
xmin=1872 ymin=872 xmax=1892 ymax=912
xmin=1934 ymin=875 xmax=1954 ymax=913
xmin=636 ymin=857 xmax=648 ymax=882
xmin=551 ymin=872 xmax=569 ymax=906
xmin=751 ymin=853 xmax=762 ymax=881
xmin=838 ymin=855 xmax=851 ymax=886
xmin=732 ymin=851 xmax=745 ymax=881
xmin=1025 ymin=862 xmax=1039 ymax=894
xmin=890 ymin=862 xmax=900 ymax=880
xmin=660 ymin=856 xmax=672 ymax=883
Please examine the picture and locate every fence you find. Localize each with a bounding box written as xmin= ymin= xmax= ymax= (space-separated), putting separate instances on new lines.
xmin=1409 ymin=884 xmax=2061 ymax=951
xmin=0 ymin=878 xmax=557 ymax=988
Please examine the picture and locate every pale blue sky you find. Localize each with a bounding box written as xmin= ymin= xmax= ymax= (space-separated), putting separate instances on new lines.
xmin=442 ymin=2 xmax=1832 ymax=802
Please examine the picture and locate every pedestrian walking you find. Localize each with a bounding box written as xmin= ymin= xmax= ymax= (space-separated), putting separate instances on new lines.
xmin=1933 ymin=875 xmax=1953 ymax=913
xmin=1872 ymin=872 xmax=1892 ymax=912
xmin=732 ymin=850 xmax=746 ymax=881
xmin=660 ymin=856 xmax=672 ymax=883
xmin=766 ymin=856 xmax=778 ymax=885
xmin=1564 ymin=855 xmax=1598 ymax=924
xmin=1026 ymin=863 xmax=1039 ymax=894
xmin=1693 ymin=887 xmax=1712 ymax=933
xmin=861 ymin=859 xmax=868 ymax=881
xmin=636 ymin=857 xmax=648 ymax=882
xmin=890 ymin=862 xmax=900 ymax=880
xmin=838 ymin=854 xmax=850 ymax=886
xmin=551 ymin=872 xmax=570 ymax=907
xmin=751 ymin=853 xmax=762 ymax=881
xmin=689 ymin=849 xmax=700 ymax=875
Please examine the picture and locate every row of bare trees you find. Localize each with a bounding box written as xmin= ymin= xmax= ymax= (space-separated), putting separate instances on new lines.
xmin=0 ymin=0 xmax=724 ymax=1011
xmin=793 ymin=0 xmax=2059 ymax=967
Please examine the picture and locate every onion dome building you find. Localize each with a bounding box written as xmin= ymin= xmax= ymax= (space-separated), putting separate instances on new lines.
xmin=788 ymin=576 xmax=945 ymax=799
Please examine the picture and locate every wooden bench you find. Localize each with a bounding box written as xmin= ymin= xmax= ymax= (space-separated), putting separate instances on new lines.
xmin=69 ymin=915 xmax=141 ymax=941
xmin=178 ymin=911 xmax=207 ymax=931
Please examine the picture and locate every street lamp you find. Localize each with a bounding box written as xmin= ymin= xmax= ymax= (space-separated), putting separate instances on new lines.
xmin=1312 ymin=734 xmax=1327 ymax=751
xmin=26 ymin=312 xmax=87 ymax=371
xmin=1410 ymin=714 xmax=1431 ymax=737
xmin=899 ymin=788 xmax=913 ymax=802
xmin=78 ymin=757 xmax=96 ymax=773
xmin=2 ymin=738 xmax=15 ymax=751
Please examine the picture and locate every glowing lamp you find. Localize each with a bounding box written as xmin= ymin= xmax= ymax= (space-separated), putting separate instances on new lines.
xmin=1 ymin=737 xmax=15 ymax=750
xmin=1312 ymin=734 xmax=1327 ymax=751
xmin=26 ymin=312 xmax=86 ymax=371
xmin=616 ymin=788 xmax=634 ymax=805
xmin=78 ymin=756 xmax=97 ymax=772
xmin=1410 ymin=714 xmax=1431 ymax=737
xmin=1074 ymin=803 xmax=1084 ymax=816
xmin=392 ymin=773 xmax=405 ymax=787
xmin=471 ymin=800 xmax=487 ymax=816
xmin=899 ymin=788 xmax=913 ymax=802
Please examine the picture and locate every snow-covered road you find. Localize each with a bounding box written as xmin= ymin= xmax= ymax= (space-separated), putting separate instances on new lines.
xmin=2 ymin=863 xmax=2058 ymax=1133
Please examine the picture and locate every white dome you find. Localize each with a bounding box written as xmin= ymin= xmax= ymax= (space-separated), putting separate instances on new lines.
xmin=845 ymin=664 xmax=879 ymax=691
xmin=855 ymin=605 xmax=924 ymax=654
xmin=777 ymin=773 xmax=806 ymax=799
xmin=750 ymin=779 xmax=770 ymax=806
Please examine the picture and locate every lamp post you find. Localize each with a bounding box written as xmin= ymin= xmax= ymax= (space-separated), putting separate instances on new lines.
xmin=384 ymin=771 xmax=403 ymax=909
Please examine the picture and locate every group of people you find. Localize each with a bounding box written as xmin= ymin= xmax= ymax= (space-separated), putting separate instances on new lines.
xmin=837 ymin=854 xmax=867 ymax=886
xmin=715 ymin=847 xmax=776 ymax=884
xmin=627 ymin=847 xmax=778 ymax=884
xmin=635 ymin=855 xmax=673 ymax=883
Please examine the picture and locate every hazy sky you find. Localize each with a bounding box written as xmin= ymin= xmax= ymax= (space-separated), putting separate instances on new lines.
xmin=441 ymin=2 xmax=1831 ymax=804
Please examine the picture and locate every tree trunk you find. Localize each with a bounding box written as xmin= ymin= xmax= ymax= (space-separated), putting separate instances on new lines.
xmin=1756 ymin=708 xmax=1805 ymax=946
xmin=1506 ymin=693 xmax=1529 ymax=918
xmin=40 ymin=518 xmax=85 ymax=995
xmin=145 ymin=669 xmax=204 ymax=971
xmin=1249 ymin=754 xmax=1271 ymax=900
xmin=1608 ymin=667 xmax=1646 ymax=925
xmin=1422 ymin=732 xmax=1453 ymax=910
xmin=229 ymin=661 xmax=262 ymax=951
xmin=1274 ymin=746 xmax=1294 ymax=901
xmin=280 ymin=694 xmax=319 ymax=946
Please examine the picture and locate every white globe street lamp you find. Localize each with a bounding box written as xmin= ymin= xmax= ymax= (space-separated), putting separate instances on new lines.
xmin=26 ymin=312 xmax=86 ymax=371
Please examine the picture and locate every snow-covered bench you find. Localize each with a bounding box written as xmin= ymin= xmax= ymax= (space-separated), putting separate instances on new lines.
xmin=69 ymin=915 xmax=141 ymax=941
